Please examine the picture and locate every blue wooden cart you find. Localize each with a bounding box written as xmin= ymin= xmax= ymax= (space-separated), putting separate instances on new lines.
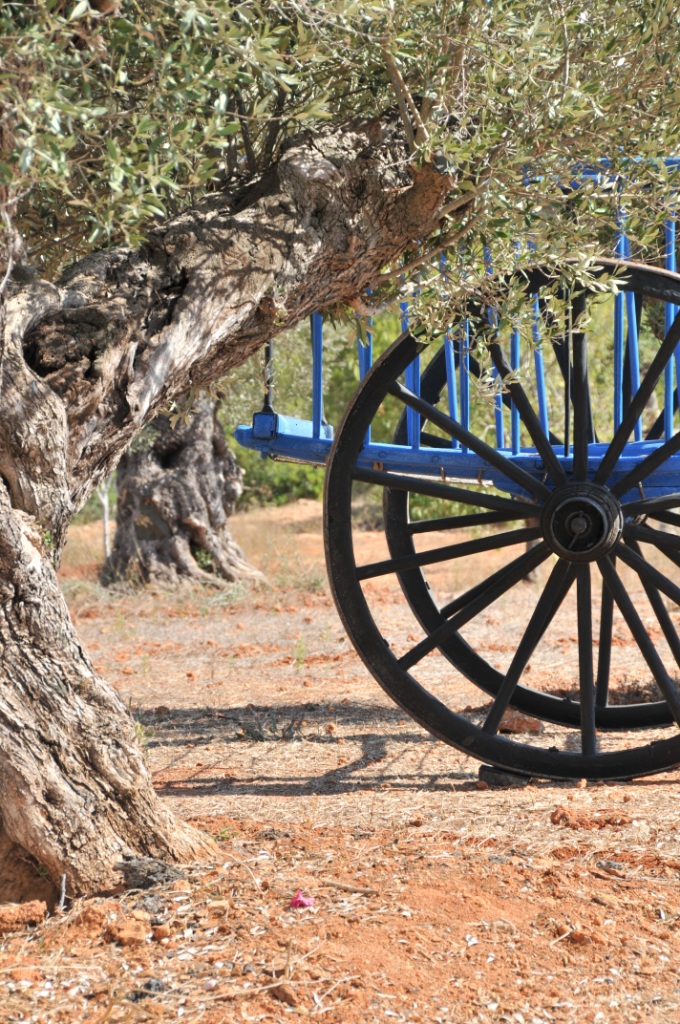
xmin=236 ymin=166 xmax=680 ymax=781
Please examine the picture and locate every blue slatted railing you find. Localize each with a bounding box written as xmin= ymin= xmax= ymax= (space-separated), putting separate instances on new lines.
xmin=235 ymin=182 xmax=680 ymax=499
xmin=665 ymin=219 xmax=677 ymax=442
xmin=311 ymin=311 xmax=324 ymax=440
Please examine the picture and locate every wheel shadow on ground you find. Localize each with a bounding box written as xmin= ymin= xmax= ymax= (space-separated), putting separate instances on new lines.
xmin=140 ymin=702 xmax=475 ymax=797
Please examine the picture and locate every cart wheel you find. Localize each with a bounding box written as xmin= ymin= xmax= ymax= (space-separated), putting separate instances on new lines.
xmin=385 ymin=340 xmax=678 ymax=732
xmin=324 ymin=261 xmax=680 ymax=779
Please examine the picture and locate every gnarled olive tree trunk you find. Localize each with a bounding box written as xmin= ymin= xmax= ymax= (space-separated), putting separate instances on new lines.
xmin=102 ymin=396 xmax=260 ymax=587
xmin=0 ymin=115 xmax=452 ymax=899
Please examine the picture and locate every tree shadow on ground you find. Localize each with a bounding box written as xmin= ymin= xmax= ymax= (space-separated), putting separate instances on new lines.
xmin=138 ymin=701 xmax=423 ymax=749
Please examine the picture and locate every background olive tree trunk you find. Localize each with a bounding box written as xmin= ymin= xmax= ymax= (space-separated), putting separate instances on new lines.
xmin=103 ymin=396 xmax=260 ymax=587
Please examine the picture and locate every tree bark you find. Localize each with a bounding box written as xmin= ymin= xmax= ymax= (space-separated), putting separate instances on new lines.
xmin=0 ymin=485 xmax=216 ymax=903
xmin=103 ymin=397 xmax=261 ymax=587
xmin=0 ymin=114 xmax=453 ymax=898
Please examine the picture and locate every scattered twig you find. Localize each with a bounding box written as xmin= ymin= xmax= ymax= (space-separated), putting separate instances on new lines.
xmin=311 ymin=974 xmax=360 ymax=1014
xmin=57 ymin=874 xmax=67 ymax=913
xmin=550 ymin=927 xmax=573 ymax=946
xmin=319 ymin=878 xmax=379 ymax=896
xmin=91 ymin=990 xmax=122 ymax=1024
xmin=221 ymin=850 xmax=263 ymax=892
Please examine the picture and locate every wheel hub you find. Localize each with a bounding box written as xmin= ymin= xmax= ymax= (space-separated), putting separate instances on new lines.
xmin=541 ymin=483 xmax=623 ymax=562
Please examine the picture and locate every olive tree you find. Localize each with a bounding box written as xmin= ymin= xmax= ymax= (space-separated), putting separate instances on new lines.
xmin=0 ymin=0 xmax=678 ymax=899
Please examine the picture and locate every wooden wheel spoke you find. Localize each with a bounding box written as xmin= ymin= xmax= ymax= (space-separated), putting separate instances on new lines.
xmin=351 ymin=466 xmax=539 ymax=517
xmin=388 ymin=380 xmax=550 ymax=500
xmin=576 ymin=564 xmax=597 ymax=756
xmin=652 ymin=546 xmax=680 ymax=573
xmin=616 ymin=538 xmax=680 ymax=608
xmin=649 ymin=510 xmax=680 ymax=530
xmin=610 ymin=431 xmax=680 ymax=499
xmin=398 ymin=542 xmax=551 ymax=671
xmin=595 ymin=308 xmax=680 ymax=485
xmin=624 ymin=540 xmax=680 ymax=669
xmin=356 ymin=525 xmax=542 ymax=581
xmin=596 ymin=563 xmax=615 ymax=708
xmin=624 ymin=521 xmax=680 ymax=556
xmin=483 ymin=559 xmax=575 ymax=734
xmin=623 ymin=493 xmax=680 ymax=517
xmin=598 ymin=554 xmax=680 ymax=725
xmin=571 ymin=292 xmax=592 ymax=481
xmin=439 ymin=542 xmax=550 ymax=620
xmin=419 ymin=431 xmax=455 ymax=449
xmin=408 ymin=510 xmax=525 ymax=535
xmin=488 ymin=342 xmax=568 ymax=487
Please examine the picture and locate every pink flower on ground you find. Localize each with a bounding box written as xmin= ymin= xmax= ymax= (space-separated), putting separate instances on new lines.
xmin=290 ymin=890 xmax=315 ymax=908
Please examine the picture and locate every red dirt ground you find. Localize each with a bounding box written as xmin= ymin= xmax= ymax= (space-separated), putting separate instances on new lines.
xmin=3 ymin=501 xmax=680 ymax=1023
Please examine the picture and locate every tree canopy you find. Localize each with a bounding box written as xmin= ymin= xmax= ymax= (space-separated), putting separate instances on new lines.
xmin=3 ymin=1 xmax=680 ymax=299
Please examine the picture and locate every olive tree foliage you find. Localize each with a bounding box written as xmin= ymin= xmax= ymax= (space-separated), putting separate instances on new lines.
xmin=4 ymin=1 xmax=679 ymax=303
xmin=0 ymin=0 xmax=679 ymax=899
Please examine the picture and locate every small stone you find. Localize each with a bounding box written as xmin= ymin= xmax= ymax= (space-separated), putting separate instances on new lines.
xmin=152 ymin=924 xmax=171 ymax=941
xmin=556 ymin=923 xmax=571 ymax=938
xmin=478 ymin=765 xmax=531 ymax=789
xmin=127 ymin=990 xmax=150 ymax=1003
xmin=71 ymin=903 xmax=118 ymax=936
xmin=0 ymin=901 xmax=47 ymax=934
xmin=270 ymin=983 xmax=298 ymax=1006
xmin=597 ymin=859 xmax=625 ymax=875
xmin=143 ymin=979 xmax=166 ymax=993
xmin=106 ymin=920 xmax=149 ymax=946
xmin=569 ymin=930 xmax=591 ymax=945
xmin=214 ymin=984 xmax=236 ymax=1001
xmin=115 ymin=857 xmax=185 ymax=892
xmin=498 ymin=709 xmax=544 ymax=735
xmin=207 ymin=900 xmax=230 ymax=916
xmin=139 ymin=894 xmax=165 ymax=916
xmin=475 ymin=780 xmax=489 ymax=791
xmin=10 ymin=967 xmax=43 ymax=983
